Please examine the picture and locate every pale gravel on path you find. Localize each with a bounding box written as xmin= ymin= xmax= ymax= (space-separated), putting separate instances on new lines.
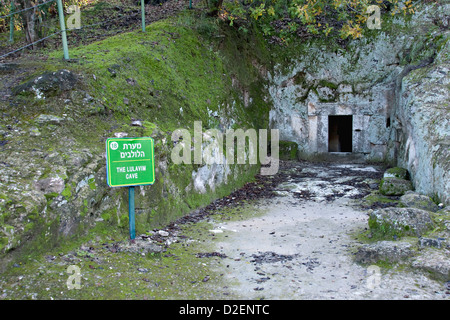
xmin=210 ymin=164 xmax=449 ymax=300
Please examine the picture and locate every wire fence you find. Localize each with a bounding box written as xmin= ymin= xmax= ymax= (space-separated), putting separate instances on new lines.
xmin=0 ymin=29 xmax=61 ymax=59
xmin=0 ymin=0 xmax=56 ymax=20
xmin=0 ymin=0 xmax=195 ymax=61
xmin=0 ymin=0 xmax=60 ymax=59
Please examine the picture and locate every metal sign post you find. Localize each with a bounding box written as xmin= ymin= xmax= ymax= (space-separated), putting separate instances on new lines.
xmin=141 ymin=0 xmax=146 ymax=32
xmin=128 ymin=186 xmax=135 ymax=240
xmin=106 ymin=137 xmax=155 ymax=240
xmin=56 ymin=0 xmax=70 ymax=60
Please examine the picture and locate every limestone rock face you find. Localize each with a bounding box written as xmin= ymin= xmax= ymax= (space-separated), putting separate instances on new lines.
xmin=267 ymin=32 xmax=406 ymax=160
xmin=392 ymin=36 xmax=450 ymax=205
xmin=35 ymin=176 xmax=66 ymax=194
xmin=267 ymin=2 xmax=449 ymax=205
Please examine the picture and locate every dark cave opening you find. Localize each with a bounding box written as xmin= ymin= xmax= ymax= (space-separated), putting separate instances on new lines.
xmin=328 ymin=115 xmax=353 ymax=153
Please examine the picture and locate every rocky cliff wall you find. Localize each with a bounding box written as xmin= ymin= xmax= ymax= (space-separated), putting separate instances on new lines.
xmin=266 ymin=2 xmax=449 ymax=204
xmin=393 ymin=29 xmax=449 ymax=204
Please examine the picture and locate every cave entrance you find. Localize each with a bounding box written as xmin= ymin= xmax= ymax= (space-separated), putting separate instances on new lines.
xmin=328 ymin=115 xmax=353 ymax=152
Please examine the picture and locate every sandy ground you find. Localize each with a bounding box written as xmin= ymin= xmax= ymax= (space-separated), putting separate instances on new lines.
xmin=209 ymin=163 xmax=449 ymax=300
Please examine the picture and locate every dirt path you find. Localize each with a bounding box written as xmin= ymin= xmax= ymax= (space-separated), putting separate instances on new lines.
xmin=207 ymin=162 xmax=448 ymax=300
xmin=0 ymin=161 xmax=448 ymax=300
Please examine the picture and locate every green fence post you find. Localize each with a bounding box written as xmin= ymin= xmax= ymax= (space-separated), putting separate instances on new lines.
xmin=128 ymin=186 xmax=136 ymax=240
xmin=56 ymin=0 xmax=70 ymax=60
xmin=189 ymin=0 xmax=192 ymax=9
xmin=9 ymin=0 xmax=14 ymax=43
xmin=141 ymin=0 xmax=145 ymax=32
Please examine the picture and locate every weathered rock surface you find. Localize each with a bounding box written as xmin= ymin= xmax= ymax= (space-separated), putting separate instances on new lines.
xmin=117 ymin=238 xmax=164 ymax=255
xmin=267 ymin=2 xmax=449 ymax=204
xmin=354 ymin=241 xmax=415 ymax=264
xmin=12 ymin=69 xmax=78 ymax=98
xmin=390 ymin=3 xmax=450 ymax=205
xmin=379 ymin=177 xmax=413 ymax=196
xmin=418 ymin=237 xmax=448 ymax=249
xmin=411 ymin=248 xmax=450 ymax=281
xmin=369 ymin=207 xmax=435 ymax=237
xmin=400 ymin=192 xmax=439 ymax=212
xmin=355 ymin=239 xmax=450 ymax=282
xmin=35 ymin=176 xmax=66 ymax=194
xmin=384 ymin=167 xmax=409 ymax=180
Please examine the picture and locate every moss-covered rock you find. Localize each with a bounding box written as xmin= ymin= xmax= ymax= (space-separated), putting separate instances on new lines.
xmin=368 ymin=207 xmax=435 ymax=239
xmin=384 ymin=167 xmax=409 ymax=180
xmin=400 ymin=192 xmax=439 ymax=212
xmin=379 ymin=177 xmax=413 ymax=196
xmin=12 ymin=69 xmax=78 ymax=98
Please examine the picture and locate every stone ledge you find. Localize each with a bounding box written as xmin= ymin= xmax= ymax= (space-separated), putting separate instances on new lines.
xmin=355 ymin=241 xmax=450 ymax=282
xmin=354 ymin=240 xmax=415 ymax=264
xmin=411 ymin=248 xmax=450 ymax=282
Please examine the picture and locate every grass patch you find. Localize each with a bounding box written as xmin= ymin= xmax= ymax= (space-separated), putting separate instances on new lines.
xmin=0 ymin=217 xmax=236 ymax=299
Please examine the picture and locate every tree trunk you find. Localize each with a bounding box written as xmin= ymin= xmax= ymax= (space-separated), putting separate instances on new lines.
xmin=20 ymin=0 xmax=37 ymax=47
xmin=208 ymin=0 xmax=224 ymax=16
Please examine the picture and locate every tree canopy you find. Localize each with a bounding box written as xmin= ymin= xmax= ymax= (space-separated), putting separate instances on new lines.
xmin=209 ymin=0 xmax=419 ymax=43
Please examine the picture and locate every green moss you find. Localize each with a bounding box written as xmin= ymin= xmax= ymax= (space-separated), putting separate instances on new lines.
xmin=80 ymin=200 xmax=89 ymax=218
xmin=373 ymin=259 xmax=396 ymax=270
xmin=318 ymin=79 xmax=338 ymax=90
xmin=4 ymin=225 xmax=14 ymax=234
xmin=24 ymin=222 xmax=35 ymax=233
xmin=88 ymin=177 xmax=96 ymax=191
xmin=379 ymin=177 xmax=413 ymax=196
xmin=47 ymin=20 xmax=232 ymax=132
xmin=61 ymin=184 xmax=73 ymax=199
xmin=367 ymin=215 xmax=404 ymax=241
xmin=359 ymin=192 xmax=401 ymax=208
xmin=435 ymin=34 xmax=448 ymax=54
xmin=143 ymin=162 xmax=260 ymax=230
xmin=0 ymin=237 xmax=8 ymax=251
xmin=44 ymin=192 xmax=59 ymax=201
xmin=385 ymin=167 xmax=408 ymax=179
xmin=279 ymin=140 xmax=299 ymax=160
xmin=0 ymin=205 xmax=238 ymax=299
xmin=210 ymin=199 xmax=268 ymax=224
xmin=100 ymin=209 xmax=113 ymax=222
xmin=1 ymin=9 xmax=273 ymax=273
xmin=142 ymin=121 xmax=157 ymax=136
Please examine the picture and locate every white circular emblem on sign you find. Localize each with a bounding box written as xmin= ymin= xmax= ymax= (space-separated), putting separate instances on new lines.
xmin=110 ymin=141 xmax=119 ymax=150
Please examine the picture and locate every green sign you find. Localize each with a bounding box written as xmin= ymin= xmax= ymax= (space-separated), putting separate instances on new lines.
xmin=106 ymin=137 xmax=155 ymax=187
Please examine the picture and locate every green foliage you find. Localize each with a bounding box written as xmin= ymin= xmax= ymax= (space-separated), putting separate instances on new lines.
xmin=206 ymin=0 xmax=224 ymax=16
xmin=62 ymin=0 xmax=99 ymax=9
xmin=219 ymin=0 xmax=418 ymax=43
